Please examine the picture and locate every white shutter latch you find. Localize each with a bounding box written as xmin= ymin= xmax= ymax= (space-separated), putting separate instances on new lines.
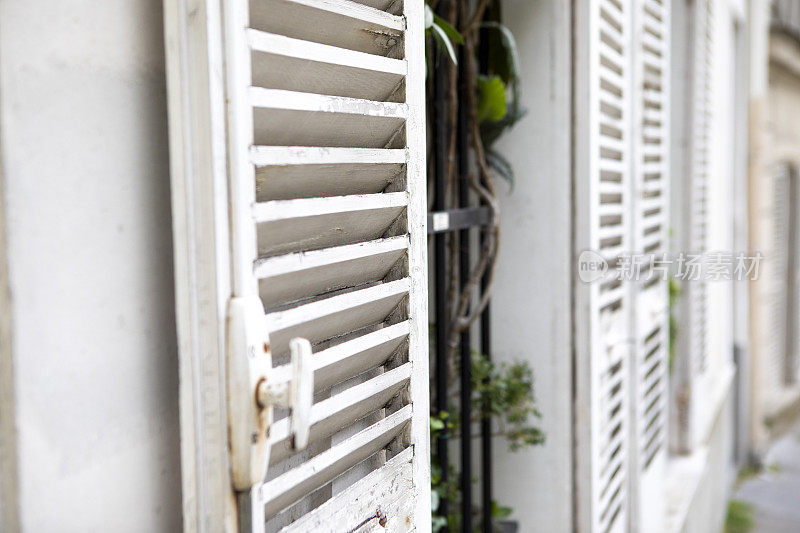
xmin=256 ymin=337 xmax=313 ymax=451
xmin=226 ymin=296 xmax=314 ymax=491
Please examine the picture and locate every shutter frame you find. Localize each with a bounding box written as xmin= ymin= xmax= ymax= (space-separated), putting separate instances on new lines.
xmin=163 ymin=0 xmax=239 ymax=530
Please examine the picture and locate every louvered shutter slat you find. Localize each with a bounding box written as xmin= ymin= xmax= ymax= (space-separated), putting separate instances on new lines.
xmin=251 ymin=146 xmax=406 ymax=165
xmin=254 ymin=193 xmax=407 ymax=257
xmin=599 ymin=180 xmax=625 ymax=196
xmin=249 ymin=87 xmax=408 ymax=118
xmin=249 ymin=30 xmax=406 ymax=102
xmin=255 ymin=237 xmax=408 ymax=307
xmin=268 ymin=364 xmax=411 ymax=464
xmin=251 ymin=89 xmax=407 ymax=148
xmin=598 ymin=224 xmax=626 ymax=241
xmin=252 ymin=147 xmax=406 ymax=201
xmin=599 ymin=203 xmax=624 ymax=219
xmin=279 ymin=447 xmax=414 ymax=533
xmin=259 ymin=406 xmax=412 ymax=517
xmin=264 ymin=280 xmax=409 ymax=356
xmin=600 ymin=61 xmax=626 ymax=90
xmin=267 ymin=321 xmax=410 ymax=392
xmin=251 ymin=0 xmax=404 ymax=56
xmin=598 ymin=288 xmax=625 ymax=312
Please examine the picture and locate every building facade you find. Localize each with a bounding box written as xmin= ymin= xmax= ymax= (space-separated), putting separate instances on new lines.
xmin=0 ymin=0 xmax=792 ymax=532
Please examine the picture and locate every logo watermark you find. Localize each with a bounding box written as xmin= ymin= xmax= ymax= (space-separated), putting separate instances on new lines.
xmin=578 ymin=251 xmax=762 ymax=284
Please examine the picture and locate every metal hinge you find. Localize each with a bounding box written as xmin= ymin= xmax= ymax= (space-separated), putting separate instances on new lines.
xmin=226 ymin=296 xmax=314 ymax=491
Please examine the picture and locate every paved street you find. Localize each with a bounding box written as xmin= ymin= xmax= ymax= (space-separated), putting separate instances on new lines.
xmin=735 ymin=425 xmax=800 ymax=532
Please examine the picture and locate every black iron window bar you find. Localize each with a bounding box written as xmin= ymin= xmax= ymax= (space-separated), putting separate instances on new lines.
xmin=429 ymin=9 xmax=493 ymax=531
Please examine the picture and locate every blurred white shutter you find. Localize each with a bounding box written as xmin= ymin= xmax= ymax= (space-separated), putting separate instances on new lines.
xmin=629 ymin=0 xmax=669 ymax=531
xmin=769 ymin=163 xmax=791 ymax=391
xmin=782 ymin=164 xmax=800 ymax=385
xmin=575 ymin=1 xmax=633 ymax=531
xmin=166 ymin=0 xmax=430 ymax=531
xmin=685 ymin=0 xmax=714 ymax=445
xmin=767 ymin=161 xmax=800 ymax=389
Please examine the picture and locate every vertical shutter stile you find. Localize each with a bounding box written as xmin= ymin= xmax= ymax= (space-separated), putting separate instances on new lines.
xmin=576 ymin=1 xmax=633 ymax=531
xmin=223 ymin=1 xmax=429 ymax=531
xmin=629 ymin=0 xmax=669 ymax=531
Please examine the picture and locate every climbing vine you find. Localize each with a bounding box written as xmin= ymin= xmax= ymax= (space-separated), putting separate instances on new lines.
xmin=425 ymin=1 xmax=539 ymax=530
xmin=425 ymin=0 xmax=525 ymax=373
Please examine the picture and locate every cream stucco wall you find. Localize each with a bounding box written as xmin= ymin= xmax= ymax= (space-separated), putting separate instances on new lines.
xmin=0 ymin=1 xmax=182 ymax=531
xmin=489 ymin=0 xmax=573 ymax=530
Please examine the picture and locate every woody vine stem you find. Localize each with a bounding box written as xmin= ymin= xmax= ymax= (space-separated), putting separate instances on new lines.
xmin=434 ymin=0 xmax=500 ymax=372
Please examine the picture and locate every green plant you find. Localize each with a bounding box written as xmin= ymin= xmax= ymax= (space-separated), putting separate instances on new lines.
xmin=489 ymin=500 xmax=513 ymax=522
xmin=724 ymin=500 xmax=755 ymax=533
xmin=477 ymin=75 xmax=508 ymax=122
xmin=424 ymin=0 xmax=519 ymax=373
xmin=431 ymin=354 xmax=544 ymax=531
xmin=668 ymin=276 xmax=681 ymax=373
xmin=471 ymin=353 xmax=545 ymax=451
xmin=735 ymin=463 xmax=762 ymax=486
xmin=430 ymin=411 xmax=462 ymax=532
xmin=476 ymin=19 xmax=526 ymax=188
xmin=733 ymin=460 xmax=780 ymax=489
xmin=424 ymin=2 xmax=538 ymax=528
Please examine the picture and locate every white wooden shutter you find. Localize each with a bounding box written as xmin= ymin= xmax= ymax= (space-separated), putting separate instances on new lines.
xmin=768 ymin=162 xmax=793 ymax=392
xmin=247 ymin=2 xmax=430 ymax=531
xmin=782 ymin=164 xmax=800 ymax=385
xmin=767 ymin=161 xmax=800 ymax=389
xmin=165 ymin=1 xmax=430 ymax=532
xmin=629 ymin=0 xmax=669 ymax=531
xmin=685 ymin=0 xmax=714 ymax=445
xmin=575 ymin=1 xmax=632 ymax=531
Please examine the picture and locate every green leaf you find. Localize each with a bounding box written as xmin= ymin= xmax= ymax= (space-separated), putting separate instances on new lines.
xmin=430 ymin=418 xmax=445 ymax=431
xmin=433 ymin=14 xmax=464 ymax=44
xmin=477 ymin=75 xmax=507 ymax=122
xmin=424 ymin=4 xmax=461 ymax=65
xmin=481 ymin=22 xmax=520 ymax=86
xmin=480 ymin=101 xmax=527 ymax=148
xmin=492 ymin=500 xmax=513 ymax=519
xmin=467 ymin=352 xmax=545 ymax=452
xmin=431 ymin=23 xmax=458 ymax=65
xmin=486 ymin=149 xmax=515 ymax=189
xmin=725 ymin=500 xmax=755 ymax=533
